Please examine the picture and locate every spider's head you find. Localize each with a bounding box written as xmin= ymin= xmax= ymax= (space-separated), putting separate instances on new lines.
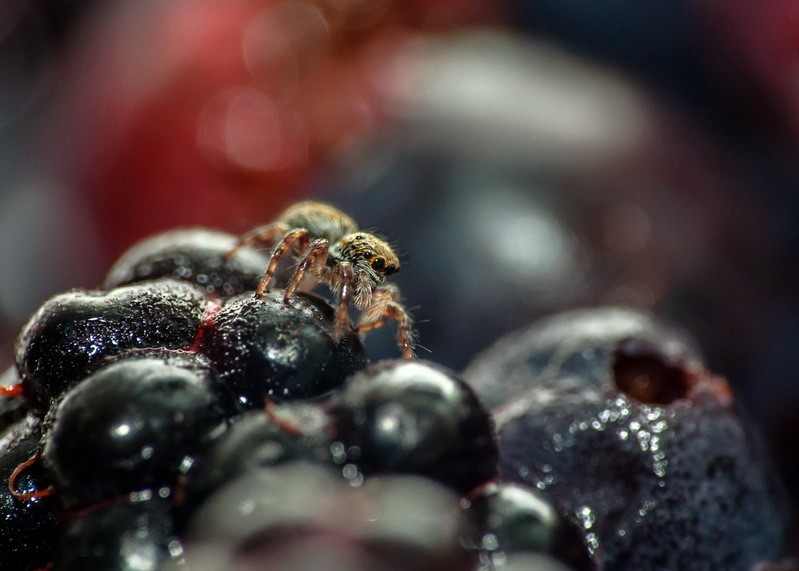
xmin=332 ymin=232 xmax=400 ymax=285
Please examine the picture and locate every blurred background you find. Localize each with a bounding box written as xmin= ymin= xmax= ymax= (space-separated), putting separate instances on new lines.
xmin=1 ymin=0 xmax=798 ymax=523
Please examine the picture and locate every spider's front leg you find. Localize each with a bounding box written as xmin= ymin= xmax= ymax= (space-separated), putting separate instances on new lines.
xmin=283 ymin=238 xmax=330 ymax=301
xmin=357 ymin=284 xmax=416 ymax=360
xmin=255 ymin=228 xmax=311 ymax=297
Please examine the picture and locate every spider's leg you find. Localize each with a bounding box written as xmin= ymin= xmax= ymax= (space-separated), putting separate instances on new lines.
xmin=284 ymin=238 xmax=329 ymax=301
xmin=225 ymin=222 xmax=289 ymax=259
xmin=357 ymin=284 xmax=416 ymax=360
xmin=255 ymin=228 xmax=310 ymax=297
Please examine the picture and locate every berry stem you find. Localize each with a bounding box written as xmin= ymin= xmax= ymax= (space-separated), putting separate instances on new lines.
xmin=8 ymin=450 xmax=56 ymax=501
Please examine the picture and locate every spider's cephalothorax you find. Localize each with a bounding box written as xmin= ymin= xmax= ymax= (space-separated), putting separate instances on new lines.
xmin=227 ymin=201 xmax=415 ymax=359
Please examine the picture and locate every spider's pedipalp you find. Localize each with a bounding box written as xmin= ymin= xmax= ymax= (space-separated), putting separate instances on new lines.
xmin=332 ymin=262 xmax=354 ymax=342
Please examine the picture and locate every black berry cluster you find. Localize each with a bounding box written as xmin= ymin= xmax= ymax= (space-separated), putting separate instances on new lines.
xmin=0 ymin=225 xmax=792 ymax=570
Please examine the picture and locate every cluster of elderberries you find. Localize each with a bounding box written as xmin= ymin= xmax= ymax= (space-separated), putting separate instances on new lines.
xmin=0 ymin=207 xmax=792 ymax=570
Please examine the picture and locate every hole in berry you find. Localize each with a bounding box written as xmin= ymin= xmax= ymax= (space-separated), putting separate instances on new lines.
xmin=612 ymin=339 xmax=692 ymax=405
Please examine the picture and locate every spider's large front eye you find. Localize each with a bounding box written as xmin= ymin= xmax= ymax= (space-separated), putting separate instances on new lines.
xmin=371 ymin=257 xmax=386 ymax=271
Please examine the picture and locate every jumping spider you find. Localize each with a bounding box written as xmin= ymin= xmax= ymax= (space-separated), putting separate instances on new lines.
xmin=227 ymin=201 xmax=416 ymax=359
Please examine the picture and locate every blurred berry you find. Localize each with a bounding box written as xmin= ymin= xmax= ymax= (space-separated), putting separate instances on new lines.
xmin=465 ymin=307 xmax=790 ymax=568
xmin=104 ymin=228 xmax=270 ymax=298
xmin=327 ymin=360 xmax=497 ymax=495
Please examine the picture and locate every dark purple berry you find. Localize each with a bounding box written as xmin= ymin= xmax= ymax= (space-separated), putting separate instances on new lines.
xmin=185 ymin=463 xmax=474 ymax=570
xmin=465 ymin=307 xmax=790 ymax=568
xmin=464 ymin=482 xmax=593 ymax=570
xmin=184 ymin=404 xmax=332 ymax=506
xmin=52 ymin=497 xmax=182 ymax=570
xmin=464 ymin=306 xmax=704 ymax=410
xmin=199 ymin=291 xmax=368 ymax=409
xmin=0 ymin=416 xmax=60 ymax=570
xmin=42 ymin=354 xmax=230 ymax=510
xmin=16 ymin=279 xmax=207 ymax=412
xmin=326 ymin=360 xmax=498 ymax=495
xmin=104 ymin=227 xmax=270 ymax=297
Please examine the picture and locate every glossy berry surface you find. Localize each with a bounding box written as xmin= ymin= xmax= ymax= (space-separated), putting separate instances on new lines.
xmin=16 ymin=279 xmax=206 ymax=412
xmin=199 ymin=291 xmax=368 ymax=409
xmin=42 ymin=354 xmax=231 ymax=510
xmin=52 ymin=497 xmax=182 ymax=570
xmin=465 ymin=307 xmax=790 ymax=569
xmin=327 ymin=360 xmax=498 ymax=495
xmin=464 ymin=482 xmax=593 ymax=570
xmin=0 ymin=416 xmax=60 ymax=570
xmin=103 ymin=227 xmax=270 ymax=297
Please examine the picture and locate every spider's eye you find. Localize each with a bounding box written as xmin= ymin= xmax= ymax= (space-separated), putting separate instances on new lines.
xmin=371 ymin=257 xmax=386 ymax=271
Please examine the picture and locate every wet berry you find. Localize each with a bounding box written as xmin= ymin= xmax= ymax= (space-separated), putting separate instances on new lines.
xmin=16 ymin=279 xmax=206 ymax=412
xmin=199 ymin=291 xmax=368 ymax=410
xmin=327 ymin=360 xmax=498 ymax=495
xmin=52 ymin=496 xmax=182 ymax=570
xmin=465 ymin=307 xmax=790 ymax=568
xmin=0 ymin=416 xmax=60 ymax=570
xmin=42 ymin=354 xmax=231 ymax=510
xmin=464 ymin=482 xmax=593 ymax=570
xmin=104 ymin=227 xmax=270 ymax=298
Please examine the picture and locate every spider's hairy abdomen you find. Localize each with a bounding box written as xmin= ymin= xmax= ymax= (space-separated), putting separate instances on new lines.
xmin=277 ymin=201 xmax=358 ymax=244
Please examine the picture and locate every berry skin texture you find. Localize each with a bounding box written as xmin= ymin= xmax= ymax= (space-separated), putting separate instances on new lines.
xmin=16 ymin=279 xmax=206 ymax=412
xmin=327 ymin=360 xmax=498 ymax=495
xmin=465 ymin=307 xmax=790 ymax=569
xmin=199 ymin=291 xmax=369 ymax=409
xmin=42 ymin=354 xmax=231 ymax=510
xmin=103 ymin=227 xmax=270 ymax=297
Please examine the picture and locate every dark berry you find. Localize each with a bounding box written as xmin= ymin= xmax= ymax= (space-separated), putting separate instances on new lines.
xmin=52 ymin=497 xmax=182 ymax=570
xmin=326 ymin=360 xmax=498 ymax=495
xmin=16 ymin=279 xmax=207 ymax=412
xmin=465 ymin=307 xmax=789 ymax=568
xmin=464 ymin=482 xmax=593 ymax=570
xmin=104 ymin=227 xmax=270 ymax=297
xmin=42 ymin=354 xmax=230 ymax=510
xmin=184 ymin=462 xmax=474 ymax=570
xmin=184 ymin=404 xmax=332 ymax=507
xmin=464 ymin=306 xmax=704 ymax=410
xmin=0 ymin=415 xmax=60 ymax=570
xmin=199 ymin=291 xmax=368 ymax=409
